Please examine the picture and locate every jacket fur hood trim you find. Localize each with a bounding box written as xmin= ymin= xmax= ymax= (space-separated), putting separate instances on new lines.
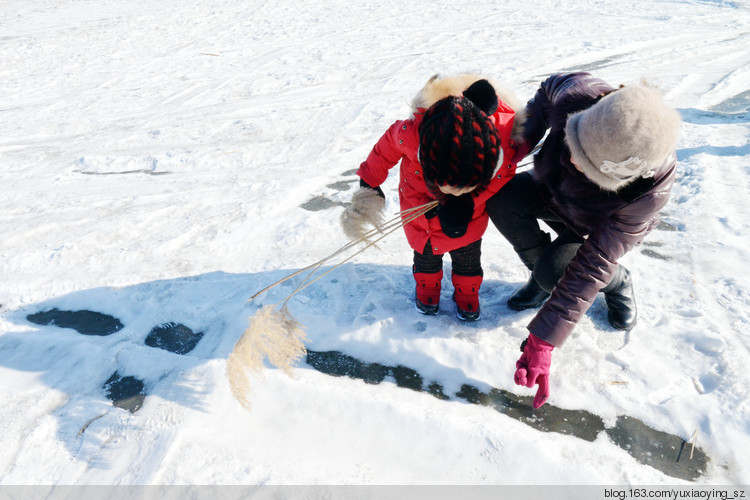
xmin=410 ymin=73 xmax=526 ymax=141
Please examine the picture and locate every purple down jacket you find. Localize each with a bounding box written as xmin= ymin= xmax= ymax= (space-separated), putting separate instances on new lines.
xmin=522 ymin=73 xmax=677 ymax=346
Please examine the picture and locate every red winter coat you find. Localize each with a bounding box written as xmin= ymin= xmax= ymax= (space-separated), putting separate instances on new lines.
xmin=357 ymin=75 xmax=523 ymax=255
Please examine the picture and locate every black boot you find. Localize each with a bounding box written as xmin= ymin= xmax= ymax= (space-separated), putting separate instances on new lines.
xmin=508 ymin=275 xmax=550 ymax=311
xmin=603 ymin=267 xmax=637 ymax=330
xmin=507 ymin=241 xmax=551 ymax=311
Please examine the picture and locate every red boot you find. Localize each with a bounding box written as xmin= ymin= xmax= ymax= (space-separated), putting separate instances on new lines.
xmin=414 ymin=270 xmax=442 ymax=315
xmin=452 ymin=274 xmax=482 ymax=321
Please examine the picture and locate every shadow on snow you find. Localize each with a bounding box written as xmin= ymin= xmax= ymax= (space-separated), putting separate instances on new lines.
xmin=1 ymin=265 xmax=709 ymax=481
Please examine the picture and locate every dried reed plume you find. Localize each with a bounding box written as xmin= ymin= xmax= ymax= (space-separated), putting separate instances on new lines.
xmin=340 ymin=187 xmax=386 ymax=241
xmin=226 ymin=305 xmax=307 ymax=409
xmin=226 ymin=199 xmax=438 ymax=408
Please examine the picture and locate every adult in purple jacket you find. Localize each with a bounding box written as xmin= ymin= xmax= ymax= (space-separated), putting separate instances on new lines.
xmin=486 ymin=72 xmax=681 ymax=408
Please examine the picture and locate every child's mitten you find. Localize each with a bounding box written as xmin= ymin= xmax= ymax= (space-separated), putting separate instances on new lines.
xmin=340 ymin=179 xmax=386 ymax=240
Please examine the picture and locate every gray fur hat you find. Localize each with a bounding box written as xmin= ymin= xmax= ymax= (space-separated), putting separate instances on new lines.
xmin=565 ymin=85 xmax=681 ymax=191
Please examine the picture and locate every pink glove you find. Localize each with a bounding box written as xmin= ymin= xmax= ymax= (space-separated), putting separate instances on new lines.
xmin=515 ymin=333 xmax=554 ymax=408
xmin=510 ymin=141 xmax=532 ymax=165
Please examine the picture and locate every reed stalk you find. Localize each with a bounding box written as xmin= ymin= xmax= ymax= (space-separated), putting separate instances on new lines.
xmin=249 ymin=200 xmax=438 ymax=301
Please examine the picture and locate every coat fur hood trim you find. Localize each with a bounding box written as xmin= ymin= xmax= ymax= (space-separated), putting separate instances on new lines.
xmin=410 ymin=73 xmax=526 ymax=141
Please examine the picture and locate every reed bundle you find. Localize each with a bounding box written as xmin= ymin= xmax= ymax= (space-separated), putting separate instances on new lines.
xmin=227 ymin=200 xmax=439 ymax=408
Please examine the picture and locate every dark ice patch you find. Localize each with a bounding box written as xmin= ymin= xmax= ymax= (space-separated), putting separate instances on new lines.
xmin=145 ymin=322 xmax=203 ymax=355
xmin=426 ymin=381 xmax=450 ymax=401
xmin=326 ymin=181 xmax=355 ymax=192
xmin=391 ymin=365 xmax=423 ymax=392
xmin=307 ymin=350 xmax=388 ymax=384
xmin=27 ymin=308 xmax=124 ymax=336
xmin=456 ymin=384 xmax=603 ymax=442
xmin=300 ymin=195 xmax=346 ymax=212
xmin=104 ymin=372 xmax=146 ymax=413
xmin=656 ymin=221 xmax=678 ymax=232
xmin=307 ymin=351 xmax=432 ymax=393
xmin=306 ymin=349 xmax=710 ymax=481
xmin=606 ymin=416 xmax=708 ymax=482
xmin=308 ymin=350 xmax=602 ymax=441
xmin=641 ymin=248 xmax=672 ymax=261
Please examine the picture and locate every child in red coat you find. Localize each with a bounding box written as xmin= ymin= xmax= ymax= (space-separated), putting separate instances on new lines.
xmin=342 ymin=74 xmax=524 ymax=320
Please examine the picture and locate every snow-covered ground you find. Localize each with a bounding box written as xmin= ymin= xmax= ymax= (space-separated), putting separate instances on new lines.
xmin=1 ymin=0 xmax=749 ymax=487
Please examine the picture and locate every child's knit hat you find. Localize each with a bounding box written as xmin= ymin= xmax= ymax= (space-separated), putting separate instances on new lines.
xmin=565 ymin=85 xmax=681 ymax=191
xmin=418 ymin=80 xmax=501 ymax=190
